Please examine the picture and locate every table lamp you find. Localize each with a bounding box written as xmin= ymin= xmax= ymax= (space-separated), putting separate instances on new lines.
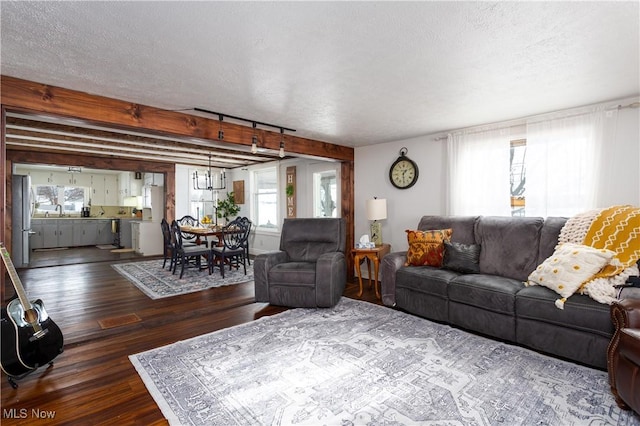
xmin=366 ymin=197 xmax=387 ymax=246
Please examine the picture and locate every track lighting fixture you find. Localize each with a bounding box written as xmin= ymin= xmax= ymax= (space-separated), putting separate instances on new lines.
xmin=279 ymin=128 xmax=285 ymax=158
xmin=251 ymin=122 xmax=258 ymax=154
xmin=192 ymin=108 xmax=296 ymax=158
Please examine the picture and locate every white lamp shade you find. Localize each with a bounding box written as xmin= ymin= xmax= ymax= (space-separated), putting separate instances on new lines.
xmin=366 ymin=198 xmax=387 ymax=221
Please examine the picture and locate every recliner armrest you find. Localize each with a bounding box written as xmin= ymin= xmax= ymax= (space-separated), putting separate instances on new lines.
xmin=612 ymin=298 xmax=640 ymax=330
xmin=315 ymin=252 xmax=347 ymax=307
xmin=608 ymin=298 xmax=640 ymax=390
xmin=253 ymin=251 xmax=289 ymax=302
xmin=620 ymin=328 xmax=640 ymax=366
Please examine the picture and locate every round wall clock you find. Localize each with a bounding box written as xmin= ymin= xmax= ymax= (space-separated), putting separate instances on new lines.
xmin=389 ymin=147 xmax=419 ymax=189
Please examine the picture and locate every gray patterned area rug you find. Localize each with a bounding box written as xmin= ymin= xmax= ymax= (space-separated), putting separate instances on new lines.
xmin=113 ymin=259 xmax=253 ymax=299
xmin=129 ymin=298 xmax=640 ymax=425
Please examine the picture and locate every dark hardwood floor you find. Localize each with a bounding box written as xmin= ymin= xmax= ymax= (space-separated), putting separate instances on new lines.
xmin=29 ymin=246 xmax=145 ymax=268
xmin=1 ymin=253 xmax=381 ymax=425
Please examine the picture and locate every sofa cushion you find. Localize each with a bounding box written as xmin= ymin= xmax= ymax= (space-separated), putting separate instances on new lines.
xmin=396 ymin=266 xmax=460 ymax=298
xmin=269 ymin=262 xmax=316 ymax=285
xmin=537 ymin=217 xmax=567 ymax=265
xmin=516 ymin=285 xmax=613 ymax=337
xmin=442 ymin=241 xmax=481 ymax=274
xmin=526 ymin=243 xmax=615 ymax=299
xmin=449 ymin=274 xmax=525 ymax=315
xmin=280 ymin=218 xmax=345 ymax=262
xmin=405 ymin=228 xmax=452 ymax=267
xmin=475 ymin=216 xmax=544 ymax=281
xmin=417 ymin=216 xmax=479 ymax=245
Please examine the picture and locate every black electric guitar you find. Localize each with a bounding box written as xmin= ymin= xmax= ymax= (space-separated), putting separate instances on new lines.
xmin=0 ymin=243 xmax=64 ymax=381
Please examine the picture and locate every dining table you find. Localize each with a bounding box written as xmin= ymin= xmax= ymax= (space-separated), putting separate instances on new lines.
xmin=179 ymin=225 xmax=225 ymax=246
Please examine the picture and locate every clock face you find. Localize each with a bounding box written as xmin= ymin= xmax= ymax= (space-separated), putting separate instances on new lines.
xmin=390 ymin=157 xmax=419 ymax=189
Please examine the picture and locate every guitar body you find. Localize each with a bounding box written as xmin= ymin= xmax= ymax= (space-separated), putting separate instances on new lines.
xmin=1 ymin=298 xmax=64 ymax=377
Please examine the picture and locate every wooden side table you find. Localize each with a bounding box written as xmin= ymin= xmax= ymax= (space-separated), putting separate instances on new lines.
xmin=351 ymin=243 xmax=390 ymax=299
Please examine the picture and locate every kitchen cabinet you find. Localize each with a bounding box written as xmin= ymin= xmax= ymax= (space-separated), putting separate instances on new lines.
xmin=66 ymin=173 xmax=91 ymax=187
xmin=28 ymin=170 xmax=64 ymax=185
xmin=32 ymin=219 xmax=114 ymax=248
xmin=119 ymin=172 xmax=143 ymax=204
xmin=143 ymin=173 xmax=164 ymax=187
xmin=72 ymin=220 xmax=98 ymax=246
xmin=130 ymin=176 xmax=142 ymax=197
xmin=119 ymin=172 xmax=130 ymax=204
xmin=91 ymin=175 xmax=106 ymax=205
xmin=96 ymin=219 xmax=114 ymax=245
xmin=40 ymin=219 xmax=73 ymax=249
xmin=104 ymin=175 xmax=119 ymax=206
xmin=119 ymin=218 xmax=134 ymax=248
xmin=57 ymin=221 xmax=74 ymax=247
xmin=143 ymin=185 xmax=164 ymax=214
xmin=42 ymin=221 xmax=59 ymax=248
xmin=90 ymin=174 xmax=118 ymax=206
xmin=30 ymin=219 xmax=44 ymax=250
xmin=131 ymin=221 xmax=163 ymax=256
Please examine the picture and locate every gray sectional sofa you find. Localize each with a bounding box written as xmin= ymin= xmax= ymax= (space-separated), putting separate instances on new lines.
xmin=380 ymin=215 xmax=620 ymax=370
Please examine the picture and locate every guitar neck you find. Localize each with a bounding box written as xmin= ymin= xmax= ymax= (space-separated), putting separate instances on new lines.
xmin=0 ymin=244 xmax=32 ymax=311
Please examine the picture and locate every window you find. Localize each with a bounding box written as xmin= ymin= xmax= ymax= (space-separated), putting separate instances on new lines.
xmin=510 ymin=139 xmax=526 ymax=217
xmin=252 ymin=167 xmax=278 ymax=230
xmin=446 ymin=129 xmax=512 ymax=216
xmin=313 ymin=169 xmax=338 ymax=218
xmin=448 ymin=109 xmax=606 ymax=217
xmin=35 ymin=185 xmax=86 ymax=215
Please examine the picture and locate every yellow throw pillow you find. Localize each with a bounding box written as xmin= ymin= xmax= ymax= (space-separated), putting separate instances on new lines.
xmin=526 ymin=243 xmax=615 ymax=298
xmin=405 ymin=229 xmax=453 ymax=267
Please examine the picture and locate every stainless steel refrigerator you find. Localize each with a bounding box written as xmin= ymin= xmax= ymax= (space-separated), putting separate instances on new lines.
xmin=11 ymin=174 xmax=34 ymax=267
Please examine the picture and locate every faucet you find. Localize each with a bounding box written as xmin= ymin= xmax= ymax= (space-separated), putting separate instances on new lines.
xmin=55 ymin=204 xmax=63 ymax=217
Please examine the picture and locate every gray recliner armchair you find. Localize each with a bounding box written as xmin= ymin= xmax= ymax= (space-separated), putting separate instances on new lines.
xmin=254 ymin=218 xmax=346 ymax=308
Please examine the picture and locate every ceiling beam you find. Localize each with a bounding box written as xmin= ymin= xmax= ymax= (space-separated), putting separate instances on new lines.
xmin=1 ymin=75 xmax=354 ymax=162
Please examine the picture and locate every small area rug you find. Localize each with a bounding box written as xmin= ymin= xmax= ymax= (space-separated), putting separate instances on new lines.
xmin=96 ymin=244 xmax=118 ymax=249
xmin=129 ymin=298 xmax=639 ymax=425
xmin=113 ymin=259 xmax=253 ymax=299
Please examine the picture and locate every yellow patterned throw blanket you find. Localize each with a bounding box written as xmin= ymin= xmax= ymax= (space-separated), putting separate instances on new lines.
xmin=527 ymin=205 xmax=640 ymax=309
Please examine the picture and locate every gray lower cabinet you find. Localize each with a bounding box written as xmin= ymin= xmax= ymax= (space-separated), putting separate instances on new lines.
xmin=73 ymin=220 xmax=98 ymax=246
xmin=41 ymin=220 xmax=73 ymax=249
xmin=31 ymin=219 xmax=114 ymax=249
xmin=30 ymin=219 xmax=44 ymax=250
xmin=42 ymin=221 xmax=59 ymax=249
xmin=96 ymin=220 xmax=114 ymax=245
xmin=119 ymin=218 xmax=134 ymax=248
xmin=57 ymin=221 xmax=74 ymax=247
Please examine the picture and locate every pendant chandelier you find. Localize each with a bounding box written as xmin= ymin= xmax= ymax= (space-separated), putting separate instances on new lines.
xmin=193 ymin=153 xmax=226 ymax=191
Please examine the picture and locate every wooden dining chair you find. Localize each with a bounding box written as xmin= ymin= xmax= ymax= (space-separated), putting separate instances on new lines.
xmin=235 ymin=216 xmax=252 ymax=265
xmin=171 ymin=220 xmax=212 ymax=278
xmin=160 ymin=218 xmax=176 ymax=270
xmin=211 ymin=218 xmax=249 ymax=278
xmin=176 ymin=215 xmax=204 ymax=247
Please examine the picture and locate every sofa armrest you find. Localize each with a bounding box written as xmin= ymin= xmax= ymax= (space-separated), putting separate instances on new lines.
xmin=254 ymin=251 xmax=289 ymax=302
xmin=608 ymin=298 xmax=640 ymax=391
xmin=316 ymin=252 xmax=347 ymax=307
xmin=380 ymin=251 xmax=407 ymax=307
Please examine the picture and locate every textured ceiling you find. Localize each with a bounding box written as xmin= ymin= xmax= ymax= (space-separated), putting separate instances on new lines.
xmin=1 ymin=1 xmax=638 ymax=147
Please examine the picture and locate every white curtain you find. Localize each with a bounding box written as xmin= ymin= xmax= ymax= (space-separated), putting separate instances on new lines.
xmin=446 ymin=128 xmax=511 ymax=216
xmin=525 ymin=109 xmax=605 ymax=217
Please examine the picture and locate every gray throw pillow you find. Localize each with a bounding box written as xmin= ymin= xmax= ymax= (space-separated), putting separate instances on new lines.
xmin=442 ymin=241 xmax=481 ymax=274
